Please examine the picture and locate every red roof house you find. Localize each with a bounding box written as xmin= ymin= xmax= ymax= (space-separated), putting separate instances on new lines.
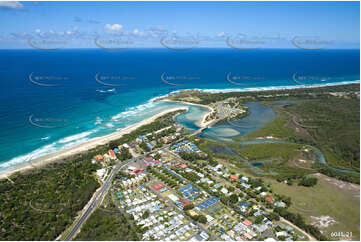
xmin=131 ymin=168 xmax=144 ymax=175
xmin=151 ymin=183 xmax=165 ymax=191
xmin=180 ymin=164 xmax=188 ymax=169
xmin=243 ymin=219 xmax=252 ymax=226
xmin=230 ymin=175 xmax=238 ymax=181
xmin=265 ymin=196 xmax=274 ymax=204
xmin=180 ymin=200 xmax=191 ymax=208
xmin=95 ymin=154 xmax=103 ymax=160
xmin=109 ymin=149 xmax=116 ymax=158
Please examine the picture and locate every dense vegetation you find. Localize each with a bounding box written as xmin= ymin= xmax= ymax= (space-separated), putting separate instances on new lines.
xmin=317 ymin=166 xmax=360 ymax=184
xmin=117 ymin=147 xmax=133 ymax=160
xmin=167 ymin=83 xmax=359 ymax=105
xmin=298 ymin=177 xmax=318 ymax=187
xmin=285 ymin=97 xmax=360 ymax=170
xmin=235 ymin=143 xmax=302 ymax=162
xmin=105 ymin=109 xmax=185 ymax=154
xmin=171 ymin=84 xmax=360 ymax=178
xmin=74 ymin=209 xmax=139 ymax=240
xmin=178 ymin=150 xmax=202 ymax=161
xmin=0 ymin=109 xmax=185 ymax=240
xmin=0 ymin=157 xmax=100 ymax=240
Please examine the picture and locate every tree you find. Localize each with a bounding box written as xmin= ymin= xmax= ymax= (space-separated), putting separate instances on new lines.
xmin=268 ymin=212 xmax=280 ymax=221
xmin=298 ymin=177 xmax=318 ymax=187
xmin=255 ymin=216 xmax=263 ymax=224
xmin=142 ymin=210 xmax=150 ymax=219
xmin=229 ymin=194 xmax=239 ymax=204
xmin=196 ymin=215 xmax=207 ymax=224
xmin=183 ymin=204 xmax=194 ymax=210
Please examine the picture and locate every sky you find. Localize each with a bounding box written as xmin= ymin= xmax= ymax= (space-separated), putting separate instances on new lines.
xmin=0 ymin=1 xmax=359 ymax=49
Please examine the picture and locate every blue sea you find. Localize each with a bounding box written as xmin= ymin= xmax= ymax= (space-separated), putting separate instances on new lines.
xmin=0 ymin=48 xmax=359 ymax=172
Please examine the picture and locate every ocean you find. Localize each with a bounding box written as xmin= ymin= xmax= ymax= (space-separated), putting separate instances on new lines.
xmin=0 ymin=48 xmax=359 ymax=172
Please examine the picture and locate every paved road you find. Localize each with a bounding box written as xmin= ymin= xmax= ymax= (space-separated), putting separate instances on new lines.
xmin=63 ymin=143 xmax=174 ymax=240
xmin=63 ymin=113 xmax=220 ymax=240
xmin=64 ymin=159 xmax=132 ymax=241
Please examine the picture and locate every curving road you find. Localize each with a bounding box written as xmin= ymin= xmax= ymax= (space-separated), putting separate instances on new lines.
xmin=63 ymin=111 xmax=221 ymax=240
xmin=64 ymin=158 xmax=132 ymax=241
xmin=63 ymin=145 xmax=172 ymax=240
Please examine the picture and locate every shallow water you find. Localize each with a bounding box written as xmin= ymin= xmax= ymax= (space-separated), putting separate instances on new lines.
xmin=176 ymin=101 xmax=359 ymax=174
xmin=200 ymin=102 xmax=276 ymax=142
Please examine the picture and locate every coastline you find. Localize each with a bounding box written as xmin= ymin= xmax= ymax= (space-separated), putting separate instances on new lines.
xmin=159 ymin=99 xmax=215 ymax=128
xmin=0 ymin=106 xmax=188 ymax=179
xmin=191 ymin=80 xmax=360 ymax=94
xmin=1 ymin=81 xmax=359 ymax=179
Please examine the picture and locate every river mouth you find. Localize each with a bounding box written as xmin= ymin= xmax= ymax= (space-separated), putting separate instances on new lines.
xmin=175 ymin=100 xmax=359 ymax=175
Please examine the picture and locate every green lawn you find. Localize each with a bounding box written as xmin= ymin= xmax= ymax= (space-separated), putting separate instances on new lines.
xmin=266 ymin=174 xmax=360 ymax=240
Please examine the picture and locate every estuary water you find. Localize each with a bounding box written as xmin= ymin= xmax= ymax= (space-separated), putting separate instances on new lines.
xmin=0 ymin=48 xmax=359 ymax=172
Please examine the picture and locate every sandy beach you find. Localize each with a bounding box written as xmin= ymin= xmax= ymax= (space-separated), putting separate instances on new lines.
xmin=0 ymin=106 xmax=188 ymax=180
xmin=160 ymin=99 xmax=215 ymax=128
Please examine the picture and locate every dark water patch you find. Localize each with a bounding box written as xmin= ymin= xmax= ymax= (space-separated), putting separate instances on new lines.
xmin=251 ymin=162 xmax=264 ymax=167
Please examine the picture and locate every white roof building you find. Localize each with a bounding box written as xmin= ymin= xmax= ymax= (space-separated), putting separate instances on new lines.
xmin=241 ymin=176 xmax=249 ymax=182
xmin=221 ymin=187 xmax=229 ymax=194
xmin=168 ymin=194 xmax=179 ymax=202
xmin=96 ymin=168 xmax=107 ymax=180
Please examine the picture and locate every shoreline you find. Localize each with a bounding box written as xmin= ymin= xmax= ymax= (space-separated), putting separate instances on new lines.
xmin=0 ymin=106 xmax=188 ymax=179
xmin=159 ymin=99 xmax=215 ymax=127
xmin=1 ymin=81 xmax=359 ymax=179
xmin=166 ymin=80 xmax=360 ymax=95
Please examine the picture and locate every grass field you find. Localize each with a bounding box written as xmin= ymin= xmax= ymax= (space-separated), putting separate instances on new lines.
xmin=266 ymin=174 xmax=360 ymax=241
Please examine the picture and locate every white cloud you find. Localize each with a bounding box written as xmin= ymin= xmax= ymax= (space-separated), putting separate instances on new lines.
xmin=105 ymin=24 xmax=123 ymax=33
xmin=35 ymin=29 xmax=41 ymax=33
xmin=0 ymin=1 xmax=24 ymax=9
xmin=217 ymin=32 xmax=226 ymax=37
